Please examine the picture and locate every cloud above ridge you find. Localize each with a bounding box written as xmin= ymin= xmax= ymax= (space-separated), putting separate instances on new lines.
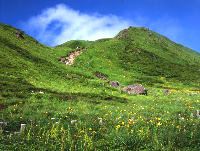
xmin=21 ymin=4 xmax=182 ymax=47
xmin=22 ymin=4 xmax=132 ymax=46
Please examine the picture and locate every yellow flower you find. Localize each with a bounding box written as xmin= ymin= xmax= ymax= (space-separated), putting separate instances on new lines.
xmin=157 ymin=122 xmax=162 ymax=126
xmin=89 ymin=128 xmax=92 ymax=131
xmin=128 ymin=119 xmax=135 ymax=125
xmin=121 ymin=122 xmax=125 ymax=125
xmin=176 ymin=125 xmax=180 ymax=129
xmin=116 ymin=125 xmax=121 ymax=130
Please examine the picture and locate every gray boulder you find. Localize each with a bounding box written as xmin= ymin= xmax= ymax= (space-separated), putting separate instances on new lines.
xmin=122 ymin=84 xmax=147 ymax=95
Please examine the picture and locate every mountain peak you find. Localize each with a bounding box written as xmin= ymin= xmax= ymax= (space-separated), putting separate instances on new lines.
xmin=115 ymin=26 xmax=154 ymax=40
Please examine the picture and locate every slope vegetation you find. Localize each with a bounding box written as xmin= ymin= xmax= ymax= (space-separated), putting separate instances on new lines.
xmin=58 ymin=27 xmax=200 ymax=87
xmin=0 ymin=23 xmax=200 ymax=150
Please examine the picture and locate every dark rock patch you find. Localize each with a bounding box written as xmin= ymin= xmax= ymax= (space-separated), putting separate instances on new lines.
xmin=0 ymin=104 xmax=6 ymax=110
xmin=110 ymin=81 xmax=120 ymax=87
xmin=163 ymin=89 xmax=170 ymax=95
xmin=15 ymin=30 xmax=24 ymax=39
xmin=94 ymin=71 xmax=108 ymax=80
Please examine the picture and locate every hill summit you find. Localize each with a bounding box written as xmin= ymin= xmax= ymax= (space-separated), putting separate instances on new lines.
xmin=57 ymin=26 xmax=200 ymax=86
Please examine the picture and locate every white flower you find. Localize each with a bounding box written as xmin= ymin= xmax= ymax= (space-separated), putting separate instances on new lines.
xmin=71 ymin=120 xmax=77 ymax=125
xmin=196 ymin=110 xmax=200 ymax=119
xmin=98 ymin=117 xmax=103 ymax=125
xmin=38 ymin=91 xmax=44 ymax=94
xmin=20 ymin=124 xmax=26 ymax=133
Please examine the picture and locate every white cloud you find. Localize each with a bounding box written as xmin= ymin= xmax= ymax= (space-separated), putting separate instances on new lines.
xmin=22 ymin=4 xmax=132 ymax=46
xmin=21 ymin=4 xmax=183 ymax=47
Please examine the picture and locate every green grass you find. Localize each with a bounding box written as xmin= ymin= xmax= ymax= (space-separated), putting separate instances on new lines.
xmin=0 ymin=23 xmax=200 ymax=150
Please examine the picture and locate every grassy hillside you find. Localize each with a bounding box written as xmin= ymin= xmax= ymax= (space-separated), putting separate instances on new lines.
xmin=0 ymin=23 xmax=200 ymax=150
xmin=65 ymin=27 xmax=200 ymax=87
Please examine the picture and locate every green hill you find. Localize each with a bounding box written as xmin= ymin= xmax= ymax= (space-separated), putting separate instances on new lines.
xmin=57 ymin=26 xmax=200 ymax=87
xmin=0 ymin=23 xmax=200 ymax=150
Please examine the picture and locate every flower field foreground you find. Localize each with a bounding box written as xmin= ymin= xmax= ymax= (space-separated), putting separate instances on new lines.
xmin=1 ymin=91 xmax=200 ymax=150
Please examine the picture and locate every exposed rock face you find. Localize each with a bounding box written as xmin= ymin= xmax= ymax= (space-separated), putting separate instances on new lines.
xmin=115 ymin=29 xmax=129 ymax=39
xmin=59 ymin=48 xmax=83 ymax=65
xmin=65 ymin=50 xmax=82 ymax=65
xmin=122 ymin=84 xmax=147 ymax=95
xmin=0 ymin=122 xmax=7 ymax=129
xmin=15 ymin=30 xmax=24 ymax=39
xmin=59 ymin=57 xmax=66 ymax=62
xmin=110 ymin=81 xmax=120 ymax=87
xmin=191 ymin=110 xmax=200 ymax=119
xmin=94 ymin=71 xmax=108 ymax=80
xmin=163 ymin=89 xmax=170 ymax=95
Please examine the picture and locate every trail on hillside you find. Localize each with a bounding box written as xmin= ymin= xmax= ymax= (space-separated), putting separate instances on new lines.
xmin=59 ymin=48 xmax=84 ymax=65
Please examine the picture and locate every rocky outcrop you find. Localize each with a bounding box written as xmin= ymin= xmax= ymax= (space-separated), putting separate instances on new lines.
xmin=110 ymin=81 xmax=120 ymax=87
xmin=0 ymin=104 xmax=6 ymax=110
xmin=15 ymin=30 xmax=24 ymax=39
xmin=122 ymin=84 xmax=147 ymax=95
xmin=59 ymin=48 xmax=84 ymax=65
xmin=94 ymin=71 xmax=108 ymax=80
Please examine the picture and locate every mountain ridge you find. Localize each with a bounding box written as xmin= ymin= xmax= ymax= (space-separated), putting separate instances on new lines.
xmin=1 ymin=23 xmax=200 ymax=90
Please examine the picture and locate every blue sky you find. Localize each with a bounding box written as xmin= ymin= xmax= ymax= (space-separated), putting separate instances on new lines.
xmin=0 ymin=0 xmax=200 ymax=52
